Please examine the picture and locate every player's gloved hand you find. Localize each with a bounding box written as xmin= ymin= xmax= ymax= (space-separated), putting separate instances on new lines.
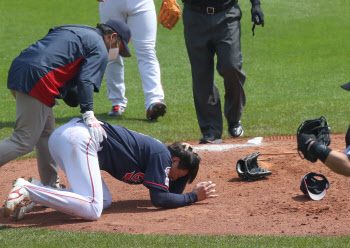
xmin=297 ymin=133 xmax=318 ymax=162
xmin=193 ymin=181 xmax=218 ymax=202
xmin=251 ymin=1 xmax=264 ymax=27
xmin=82 ymin=111 xmax=107 ymax=143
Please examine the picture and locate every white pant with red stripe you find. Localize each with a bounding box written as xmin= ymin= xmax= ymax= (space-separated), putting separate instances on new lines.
xmin=22 ymin=118 xmax=111 ymax=220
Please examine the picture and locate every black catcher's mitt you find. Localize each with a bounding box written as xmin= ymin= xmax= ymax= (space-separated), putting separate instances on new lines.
xmin=297 ymin=116 xmax=331 ymax=162
xmin=236 ymin=152 xmax=272 ymax=182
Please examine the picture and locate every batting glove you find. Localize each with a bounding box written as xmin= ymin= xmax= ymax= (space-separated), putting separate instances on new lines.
xmin=82 ymin=111 xmax=107 ymax=143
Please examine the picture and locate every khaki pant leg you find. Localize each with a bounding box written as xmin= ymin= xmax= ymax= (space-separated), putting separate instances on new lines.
xmin=0 ymin=91 xmax=58 ymax=185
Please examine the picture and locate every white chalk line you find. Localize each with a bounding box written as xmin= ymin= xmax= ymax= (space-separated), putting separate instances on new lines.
xmin=194 ymin=143 xmax=266 ymax=152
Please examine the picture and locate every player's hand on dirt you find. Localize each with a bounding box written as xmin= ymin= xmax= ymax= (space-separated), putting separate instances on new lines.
xmin=182 ymin=143 xmax=196 ymax=153
xmin=82 ymin=111 xmax=107 ymax=143
xmin=193 ymin=181 xmax=218 ymax=202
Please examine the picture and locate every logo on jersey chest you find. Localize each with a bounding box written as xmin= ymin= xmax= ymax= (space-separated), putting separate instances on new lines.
xmin=165 ymin=167 xmax=171 ymax=187
xmin=122 ymin=171 xmax=145 ymax=184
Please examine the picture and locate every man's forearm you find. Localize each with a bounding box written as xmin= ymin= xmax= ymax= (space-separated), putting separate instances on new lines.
xmin=324 ymin=151 xmax=350 ymax=177
xmin=149 ymin=189 xmax=197 ymax=208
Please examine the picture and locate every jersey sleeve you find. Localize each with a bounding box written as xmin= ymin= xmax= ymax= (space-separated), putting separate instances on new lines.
xmin=149 ymin=187 xmax=198 ymax=208
xmin=77 ymin=43 xmax=108 ymax=93
xmin=143 ymin=151 xmax=172 ymax=192
xmin=76 ymin=37 xmax=108 ymax=113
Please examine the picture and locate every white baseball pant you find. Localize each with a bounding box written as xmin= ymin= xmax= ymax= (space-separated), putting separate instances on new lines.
xmin=20 ymin=118 xmax=112 ymax=220
xmin=99 ymin=0 xmax=164 ymax=110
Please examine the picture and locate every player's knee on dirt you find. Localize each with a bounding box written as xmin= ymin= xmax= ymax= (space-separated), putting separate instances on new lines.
xmin=80 ymin=203 xmax=103 ymax=221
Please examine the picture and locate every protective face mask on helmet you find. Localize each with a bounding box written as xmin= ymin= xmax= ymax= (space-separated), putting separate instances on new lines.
xmin=108 ymin=36 xmax=120 ymax=61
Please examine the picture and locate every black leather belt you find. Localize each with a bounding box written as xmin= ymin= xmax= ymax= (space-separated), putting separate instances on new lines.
xmin=184 ymin=1 xmax=236 ymax=15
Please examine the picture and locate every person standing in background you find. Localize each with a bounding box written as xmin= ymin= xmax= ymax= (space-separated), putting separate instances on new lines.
xmin=181 ymin=0 xmax=264 ymax=144
xmin=98 ymin=0 xmax=167 ymax=120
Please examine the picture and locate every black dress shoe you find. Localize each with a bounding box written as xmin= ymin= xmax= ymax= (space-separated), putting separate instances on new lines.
xmin=228 ymin=121 xmax=244 ymax=138
xmin=199 ymin=134 xmax=223 ymax=144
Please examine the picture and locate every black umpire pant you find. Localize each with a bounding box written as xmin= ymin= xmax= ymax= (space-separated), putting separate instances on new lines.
xmin=183 ymin=2 xmax=246 ymax=139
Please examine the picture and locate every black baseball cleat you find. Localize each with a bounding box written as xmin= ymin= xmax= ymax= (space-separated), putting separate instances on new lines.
xmin=146 ymin=102 xmax=167 ymax=120
xmin=228 ymin=121 xmax=244 ymax=138
xmin=199 ymin=134 xmax=223 ymax=144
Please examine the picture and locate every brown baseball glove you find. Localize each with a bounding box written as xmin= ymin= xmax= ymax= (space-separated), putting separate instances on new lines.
xmin=158 ymin=0 xmax=181 ymax=30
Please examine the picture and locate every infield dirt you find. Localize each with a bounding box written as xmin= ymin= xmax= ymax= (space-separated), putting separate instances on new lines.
xmin=1 ymin=134 xmax=350 ymax=236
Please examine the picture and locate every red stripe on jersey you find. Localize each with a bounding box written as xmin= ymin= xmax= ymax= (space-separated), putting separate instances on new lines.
xmin=143 ymin=181 xmax=168 ymax=190
xmin=29 ymin=56 xmax=84 ymax=107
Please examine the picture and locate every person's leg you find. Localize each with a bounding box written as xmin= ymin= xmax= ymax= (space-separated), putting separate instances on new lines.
xmin=105 ymin=57 xmax=128 ymax=109
xmin=99 ymin=0 xmax=128 ymax=111
xmin=102 ymin=178 xmax=112 ymax=210
xmin=13 ymin=119 xmax=104 ymax=220
xmin=35 ymin=105 xmax=59 ymax=187
xmin=183 ymin=7 xmax=223 ymax=139
xmin=127 ymin=0 xmax=164 ymax=110
xmin=0 ymin=92 xmax=59 ymax=185
xmin=215 ymin=4 xmax=246 ymax=137
xmin=215 ymin=4 xmax=246 ymax=125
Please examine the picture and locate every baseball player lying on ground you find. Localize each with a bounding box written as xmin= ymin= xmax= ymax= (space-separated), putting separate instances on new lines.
xmin=3 ymin=118 xmax=218 ymax=221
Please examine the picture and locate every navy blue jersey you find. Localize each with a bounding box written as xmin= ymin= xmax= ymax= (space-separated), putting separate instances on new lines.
xmin=7 ymin=25 xmax=108 ymax=108
xmin=97 ymin=121 xmax=172 ymax=192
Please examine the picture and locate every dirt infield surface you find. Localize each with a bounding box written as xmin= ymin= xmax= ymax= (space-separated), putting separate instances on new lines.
xmin=1 ymin=134 xmax=350 ymax=236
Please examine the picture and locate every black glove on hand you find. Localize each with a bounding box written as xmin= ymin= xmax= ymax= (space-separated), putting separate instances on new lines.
xmin=297 ymin=133 xmax=318 ymax=163
xmin=251 ymin=4 xmax=264 ymax=27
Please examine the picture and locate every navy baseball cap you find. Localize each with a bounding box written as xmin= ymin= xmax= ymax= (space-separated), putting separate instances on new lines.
xmin=300 ymin=172 xmax=329 ymax=201
xmin=341 ymin=82 xmax=350 ymax=91
xmin=105 ymin=18 xmax=131 ymax=57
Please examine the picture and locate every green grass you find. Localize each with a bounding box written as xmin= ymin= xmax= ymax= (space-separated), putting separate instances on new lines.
xmin=1 ymin=226 xmax=350 ymax=247
xmin=1 ymin=0 xmax=350 ymax=245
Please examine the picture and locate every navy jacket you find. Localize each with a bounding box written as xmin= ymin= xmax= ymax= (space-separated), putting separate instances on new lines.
xmin=7 ymin=25 xmax=108 ymax=111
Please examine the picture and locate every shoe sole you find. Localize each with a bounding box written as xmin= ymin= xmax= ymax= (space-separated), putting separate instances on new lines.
xmin=12 ymin=201 xmax=35 ymax=221
xmin=147 ymin=104 xmax=167 ymax=120
xmin=108 ymin=111 xmax=124 ymax=116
